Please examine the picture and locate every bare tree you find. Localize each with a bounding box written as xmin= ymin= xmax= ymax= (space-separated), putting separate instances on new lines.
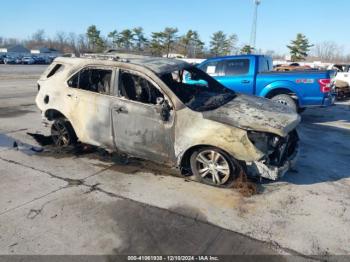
xmin=77 ymin=34 xmax=89 ymax=53
xmin=32 ymin=29 xmax=46 ymax=43
xmin=55 ymin=31 xmax=67 ymax=52
xmin=68 ymin=32 xmax=78 ymax=54
xmin=313 ymin=41 xmax=343 ymax=62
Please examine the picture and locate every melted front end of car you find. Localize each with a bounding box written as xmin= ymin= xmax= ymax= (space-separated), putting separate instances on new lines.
xmin=201 ymin=93 xmax=301 ymax=180
xmin=246 ymin=130 xmax=299 ymax=180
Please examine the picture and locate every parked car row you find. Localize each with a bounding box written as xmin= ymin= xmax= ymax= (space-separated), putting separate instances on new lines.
xmin=0 ymin=55 xmax=55 ymax=65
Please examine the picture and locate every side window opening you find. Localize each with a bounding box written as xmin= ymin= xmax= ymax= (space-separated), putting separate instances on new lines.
xmin=47 ymin=64 xmax=64 ymax=78
xmin=68 ymin=68 xmax=112 ymax=94
xmin=161 ymin=67 xmax=235 ymax=112
xmin=119 ymin=71 xmax=164 ymax=105
xmin=199 ymin=61 xmax=224 ymax=76
xmin=224 ymin=59 xmax=250 ymax=76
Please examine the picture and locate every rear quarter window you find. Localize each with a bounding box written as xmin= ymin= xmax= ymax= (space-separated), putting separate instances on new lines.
xmin=47 ymin=64 xmax=64 ymax=78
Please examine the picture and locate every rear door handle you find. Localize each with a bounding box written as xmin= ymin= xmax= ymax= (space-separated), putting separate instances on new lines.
xmin=241 ymin=80 xmax=251 ymax=84
xmin=115 ymin=107 xmax=128 ymax=114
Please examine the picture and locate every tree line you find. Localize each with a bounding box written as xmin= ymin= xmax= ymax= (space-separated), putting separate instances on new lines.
xmin=1 ymin=26 xmax=349 ymax=62
xmin=85 ymin=25 xmax=242 ymax=58
xmin=0 ymin=25 xmax=261 ymax=58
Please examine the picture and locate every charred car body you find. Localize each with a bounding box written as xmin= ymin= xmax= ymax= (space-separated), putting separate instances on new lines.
xmin=36 ymin=53 xmax=300 ymax=187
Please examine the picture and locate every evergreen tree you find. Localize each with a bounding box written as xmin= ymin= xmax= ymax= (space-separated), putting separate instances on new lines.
xmin=210 ymin=31 xmax=237 ymax=56
xmin=163 ymin=27 xmax=179 ymax=58
xmin=150 ymin=32 xmax=165 ymax=56
xmin=86 ymin=25 xmax=105 ymax=52
xmin=210 ymin=31 xmax=226 ymax=56
xmin=241 ymin=45 xmax=254 ymax=54
xmin=132 ymin=27 xmax=148 ymax=51
xmin=150 ymin=27 xmax=178 ymax=57
xmin=225 ymin=34 xmax=238 ymax=54
xmin=108 ymin=30 xmax=119 ymax=49
xmin=287 ymin=33 xmax=313 ymax=61
xmin=180 ymin=30 xmax=204 ymax=58
xmin=118 ymin=29 xmax=134 ymax=50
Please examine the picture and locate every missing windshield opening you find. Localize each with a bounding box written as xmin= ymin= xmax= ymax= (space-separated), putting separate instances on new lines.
xmin=161 ymin=67 xmax=236 ymax=111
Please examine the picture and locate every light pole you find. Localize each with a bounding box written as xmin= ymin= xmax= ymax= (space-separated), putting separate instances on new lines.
xmin=249 ymin=0 xmax=261 ymax=50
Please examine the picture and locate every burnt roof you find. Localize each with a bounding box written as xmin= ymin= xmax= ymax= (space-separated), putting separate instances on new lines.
xmin=77 ymin=53 xmax=189 ymax=74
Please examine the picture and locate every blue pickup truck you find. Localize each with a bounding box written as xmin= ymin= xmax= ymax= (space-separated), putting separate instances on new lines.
xmin=195 ymin=55 xmax=335 ymax=112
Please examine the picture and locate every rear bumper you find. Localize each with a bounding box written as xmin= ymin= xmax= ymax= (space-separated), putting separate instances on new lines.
xmin=322 ymin=93 xmax=336 ymax=107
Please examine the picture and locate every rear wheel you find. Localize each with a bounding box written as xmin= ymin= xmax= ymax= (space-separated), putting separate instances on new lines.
xmin=271 ymin=94 xmax=298 ymax=112
xmin=190 ymin=147 xmax=239 ymax=188
xmin=51 ymin=118 xmax=77 ymax=147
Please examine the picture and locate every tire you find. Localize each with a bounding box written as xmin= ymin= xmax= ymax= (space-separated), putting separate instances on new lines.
xmin=190 ymin=147 xmax=240 ymax=188
xmin=271 ymin=94 xmax=298 ymax=112
xmin=51 ymin=118 xmax=77 ymax=147
xmin=298 ymin=108 xmax=306 ymax=114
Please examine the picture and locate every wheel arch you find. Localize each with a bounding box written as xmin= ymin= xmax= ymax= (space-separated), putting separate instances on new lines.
xmin=179 ymin=144 xmax=237 ymax=175
xmin=265 ymin=87 xmax=294 ymax=98
xmin=264 ymin=87 xmax=300 ymax=107
xmin=259 ymin=80 xmax=301 ymax=100
xmin=44 ymin=109 xmax=68 ymax=121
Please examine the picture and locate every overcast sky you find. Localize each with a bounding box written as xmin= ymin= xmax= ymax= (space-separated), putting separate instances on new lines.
xmin=1 ymin=0 xmax=349 ymax=54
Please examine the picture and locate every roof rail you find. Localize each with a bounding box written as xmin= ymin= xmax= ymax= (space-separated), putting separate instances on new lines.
xmin=104 ymin=48 xmax=155 ymax=57
xmin=81 ymin=53 xmax=130 ymax=62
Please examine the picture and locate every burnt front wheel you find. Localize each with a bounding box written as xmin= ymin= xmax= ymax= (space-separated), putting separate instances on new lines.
xmin=51 ymin=118 xmax=77 ymax=147
xmin=190 ymin=147 xmax=239 ymax=188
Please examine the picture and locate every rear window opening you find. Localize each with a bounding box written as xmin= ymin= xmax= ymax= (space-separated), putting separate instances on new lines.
xmin=47 ymin=64 xmax=64 ymax=78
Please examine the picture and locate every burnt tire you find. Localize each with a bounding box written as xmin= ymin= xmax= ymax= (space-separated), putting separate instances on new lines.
xmin=51 ymin=118 xmax=77 ymax=147
xmin=271 ymin=94 xmax=298 ymax=112
xmin=190 ymin=147 xmax=239 ymax=188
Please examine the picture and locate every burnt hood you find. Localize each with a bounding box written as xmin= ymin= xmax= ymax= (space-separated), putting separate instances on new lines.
xmin=202 ymin=94 xmax=301 ymax=137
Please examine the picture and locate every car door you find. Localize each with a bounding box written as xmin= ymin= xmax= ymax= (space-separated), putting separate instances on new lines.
xmin=111 ymin=69 xmax=175 ymax=164
xmin=66 ymin=66 xmax=116 ymax=148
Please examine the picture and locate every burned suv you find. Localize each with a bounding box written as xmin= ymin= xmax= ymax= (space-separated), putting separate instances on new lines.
xmin=36 ymin=53 xmax=300 ymax=187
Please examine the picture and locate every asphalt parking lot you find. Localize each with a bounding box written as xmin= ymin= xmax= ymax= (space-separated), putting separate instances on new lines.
xmin=0 ymin=65 xmax=349 ymax=257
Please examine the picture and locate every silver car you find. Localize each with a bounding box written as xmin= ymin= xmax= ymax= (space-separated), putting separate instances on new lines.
xmin=36 ymin=53 xmax=300 ymax=187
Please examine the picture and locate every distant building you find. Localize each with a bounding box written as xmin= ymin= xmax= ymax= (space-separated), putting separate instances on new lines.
xmin=30 ymin=47 xmax=61 ymax=56
xmin=0 ymin=45 xmax=30 ymax=56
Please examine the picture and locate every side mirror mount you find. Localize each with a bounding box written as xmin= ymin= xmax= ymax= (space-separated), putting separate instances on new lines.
xmin=160 ymin=100 xmax=172 ymax=122
xmin=156 ymin=97 xmax=164 ymax=105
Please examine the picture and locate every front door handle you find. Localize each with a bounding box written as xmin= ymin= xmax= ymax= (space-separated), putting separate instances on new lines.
xmin=115 ymin=107 xmax=128 ymax=114
xmin=241 ymin=80 xmax=251 ymax=84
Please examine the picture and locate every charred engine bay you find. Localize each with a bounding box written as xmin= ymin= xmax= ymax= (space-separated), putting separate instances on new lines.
xmin=26 ymin=132 xmax=259 ymax=197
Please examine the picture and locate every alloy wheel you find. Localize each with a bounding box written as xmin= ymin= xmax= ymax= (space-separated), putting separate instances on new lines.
xmin=194 ymin=150 xmax=233 ymax=185
xmin=51 ymin=121 xmax=70 ymax=147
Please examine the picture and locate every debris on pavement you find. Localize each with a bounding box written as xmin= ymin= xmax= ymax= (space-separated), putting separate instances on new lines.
xmin=27 ymin=132 xmax=53 ymax=146
xmin=233 ymin=169 xmax=258 ymax=197
xmin=26 ymin=132 xmax=259 ymax=197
